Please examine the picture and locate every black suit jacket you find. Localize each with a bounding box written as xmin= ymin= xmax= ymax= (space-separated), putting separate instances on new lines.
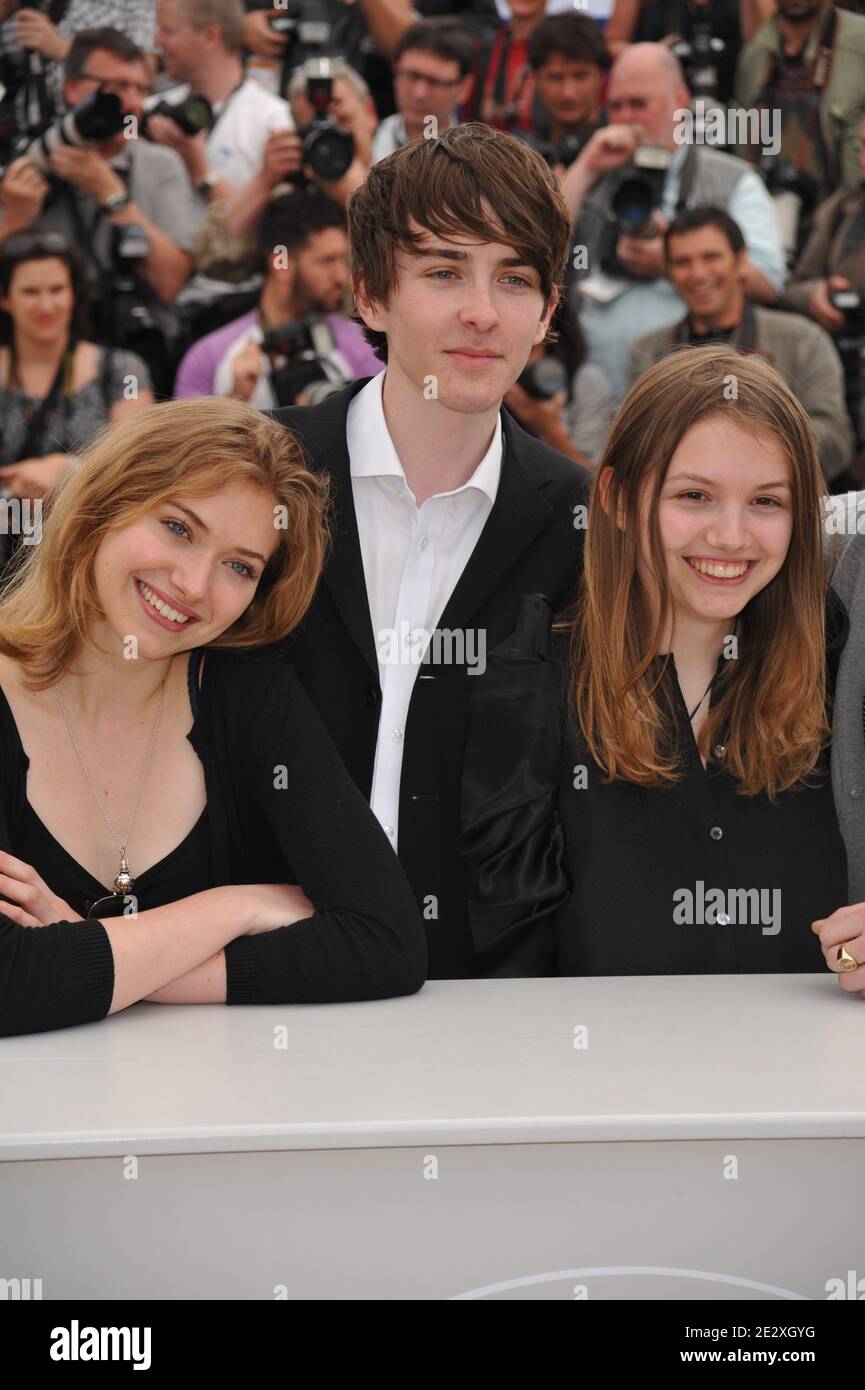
xmin=275 ymin=376 xmax=590 ymax=977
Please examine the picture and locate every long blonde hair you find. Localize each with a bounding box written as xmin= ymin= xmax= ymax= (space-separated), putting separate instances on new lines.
xmin=569 ymin=346 xmax=828 ymax=799
xmin=0 ymin=396 xmax=330 ymax=689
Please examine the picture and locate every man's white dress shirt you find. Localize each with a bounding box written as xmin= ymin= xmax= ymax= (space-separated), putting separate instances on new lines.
xmin=346 ymin=370 xmax=502 ymax=849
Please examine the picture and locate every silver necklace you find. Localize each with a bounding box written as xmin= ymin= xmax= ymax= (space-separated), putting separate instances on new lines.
xmin=56 ymin=675 xmax=168 ymax=895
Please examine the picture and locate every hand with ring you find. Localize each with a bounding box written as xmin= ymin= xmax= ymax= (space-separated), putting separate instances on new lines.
xmin=811 ymin=903 xmax=865 ymax=995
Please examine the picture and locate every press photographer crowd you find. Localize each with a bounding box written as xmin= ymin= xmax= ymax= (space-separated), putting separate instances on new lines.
xmin=0 ymin=0 xmax=864 ymax=518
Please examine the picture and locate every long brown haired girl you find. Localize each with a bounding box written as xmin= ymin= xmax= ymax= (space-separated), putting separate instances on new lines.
xmin=554 ymin=344 xmax=846 ymax=974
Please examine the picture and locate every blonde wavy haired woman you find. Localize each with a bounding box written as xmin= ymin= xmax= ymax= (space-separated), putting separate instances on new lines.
xmin=0 ymin=396 xmax=426 ymax=1036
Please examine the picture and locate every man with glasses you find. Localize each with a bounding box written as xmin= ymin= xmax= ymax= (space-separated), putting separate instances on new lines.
xmin=372 ymin=19 xmax=475 ymax=162
xmin=0 ymin=25 xmax=196 ymax=371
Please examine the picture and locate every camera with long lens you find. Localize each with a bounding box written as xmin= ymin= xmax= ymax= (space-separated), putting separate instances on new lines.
xmin=294 ymin=57 xmax=354 ymax=183
xmin=598 ymin=145 xmax=672 ymax=277
xmin=671 ymin=19 xmax=726 ymax=105
xmin=16 ymin=87 xmax=125 ymax=174
xmin=260 ymin=314 xmax=350 ymax=407
xmin=516 ymin=356 xmax=569 ymax=400
xmin=141 ymin=93 xmax=213 ymax=138
xmin=758 ymin=152 xmax=819 ymax=266
xmin=830 ymin=288 xmax=865 ymax=450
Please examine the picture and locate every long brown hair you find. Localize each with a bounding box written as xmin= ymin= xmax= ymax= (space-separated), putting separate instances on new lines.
xmin=0 ymin=396 xmax=330 ymax=689
xmin=570 ymin=345 xmax=828 ymax=799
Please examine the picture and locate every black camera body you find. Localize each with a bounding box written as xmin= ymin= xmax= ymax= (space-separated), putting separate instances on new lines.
xmin=141 ymin=94 xmax=213 ymax=138
xmin=260 ymin=314 xmax=348 ymax=407
xmin=515 ymin=127 xmax=590 ymax=171
xmin=295 ymin=57 xmax=354 ymax=183
xmin=15 ymin=88 xmax=126 ymax=175
xmin=596 ymin=145 xmax=672 ymax=279
xmin=671 ymin=20 xmax=726 ymax=103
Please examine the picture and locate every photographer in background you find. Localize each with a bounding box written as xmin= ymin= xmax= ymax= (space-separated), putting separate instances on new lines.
xmin=628 ymin=205 xmax=854 ymax=486
xmin=371 ymin=19 xmax=475 ymax=162
xmin=735 ymin=0 xmax=865 ymax=255
xmin=0 ymin=230 xmax=153 ymax=505
xmin=464 ymin=0 xmax=549 ymax=133
xmin=150 ymin=0 xmax=292 ymax=201
xmin=174 ymin=188 xmax=379 ymax=406
xmin=0 ymin=0 xmax=156 ymax=133
xmin=240 ymin=0 xmax=414 ymax=115
xmin=503 ymin=293 xmax=613 ymax=465
xmin=212 ymin=57 xmax=375 ymax=251
xmin=0 ymin=29 xmax=195 ymax=392
xmin=515 ymin=12 xmax=606 ymax=170
xmin=559 ymin=42 xmax=785 ymax=402
xmin=784 ymin=108 xmax=865 ymax=474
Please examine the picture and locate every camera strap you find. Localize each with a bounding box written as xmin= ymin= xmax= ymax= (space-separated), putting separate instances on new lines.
xmin=752 ymin=5 xmax=840 ymax=184
xmin=673 ymin=298 xmax=759 ymax=351
xmin=8 ymin=339 xmax=75 ymax=463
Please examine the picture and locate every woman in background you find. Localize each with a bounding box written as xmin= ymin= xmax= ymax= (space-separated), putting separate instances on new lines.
xmin=0 ymin=230 xmax=153 ymax=500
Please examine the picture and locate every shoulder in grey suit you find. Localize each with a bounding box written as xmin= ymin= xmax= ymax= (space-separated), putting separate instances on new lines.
xmin=828 ymin=492 xmax=865 ymax=902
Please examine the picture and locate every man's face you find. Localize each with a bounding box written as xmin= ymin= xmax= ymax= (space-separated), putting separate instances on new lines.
xmin=535 ymin=56 xmax=601 ymax=129
xmin=392 ymin=47 xmax=472 ymax=135
xmin=289 ymin=228 xmax=350 ymax=314
xmin=606 ymin=63 xmax=684 ymax=148
xmin=64 ymin=48 xmax=151 ymax=132
xmin=155 ymin=0 xmax=205 ymax=82
xmin=355 ymin=216 xmax=556 ymax=414
xmin=666 ymin=225 xmax=744 ymax=322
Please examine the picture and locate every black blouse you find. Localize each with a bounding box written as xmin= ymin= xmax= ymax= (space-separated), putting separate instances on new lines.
xmin=0 ymin=647 xmax=427 ymax=1036
xmin=554 ymin=656 xmax=847 ymax=976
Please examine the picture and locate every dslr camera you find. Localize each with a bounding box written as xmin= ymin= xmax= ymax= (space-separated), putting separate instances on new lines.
xmin=598 ymin=144 xmax=673 ymax=278
xmin=141 ymin=93 xmax=213 ymax=138
xmin=295 ymin=57 xmax=354 ymax=183
xmin=260 ymin=314 xmax=351 ymax=407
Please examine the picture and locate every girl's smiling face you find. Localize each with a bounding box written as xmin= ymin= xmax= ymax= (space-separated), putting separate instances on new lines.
xmin=645 ymin=415 xmax=794 ymax=634
xmin=91 ymin=482 xmax=280 ymax=657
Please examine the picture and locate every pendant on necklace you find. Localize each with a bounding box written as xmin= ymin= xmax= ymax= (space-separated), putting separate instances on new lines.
xmin=113 ymin=855 xmax=135 ymax=895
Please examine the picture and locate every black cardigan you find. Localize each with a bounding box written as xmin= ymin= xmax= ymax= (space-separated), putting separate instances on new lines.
xmin=0 ymin=647 xmax=427 ymax=1036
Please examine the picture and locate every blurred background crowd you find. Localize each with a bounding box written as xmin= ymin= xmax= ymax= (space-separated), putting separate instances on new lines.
xmin=1 ymin=0 xmax=865 ymax=506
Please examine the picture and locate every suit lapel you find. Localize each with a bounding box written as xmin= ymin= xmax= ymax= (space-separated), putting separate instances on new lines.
xmin=277 ymin=378 xmax=379 ymax=677
xmin=321 ymin=433 xmax=380 ymax=676
xmin=436 ymin=409 xmax=562 ymax=632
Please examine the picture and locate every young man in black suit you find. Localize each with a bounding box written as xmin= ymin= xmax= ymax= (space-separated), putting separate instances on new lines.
xmin=276 ymin=122 xmax=590 ymax=978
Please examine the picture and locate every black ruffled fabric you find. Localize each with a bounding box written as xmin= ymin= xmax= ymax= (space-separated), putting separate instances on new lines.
xmin=458 ymin=594 xmax=569 ymax=976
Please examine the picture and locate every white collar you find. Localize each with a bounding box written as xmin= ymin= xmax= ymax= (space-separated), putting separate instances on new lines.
xmin=347 ymin=369 xmax=502 ymax=505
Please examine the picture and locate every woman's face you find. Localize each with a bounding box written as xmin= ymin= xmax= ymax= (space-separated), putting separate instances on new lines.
xmin=1 ymin=257 xmax=75 ymax=344
xmin=92 ymin=482 xmax=281 ymax=659
xmin=645 ymin=415 xmax=794 ymax=634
